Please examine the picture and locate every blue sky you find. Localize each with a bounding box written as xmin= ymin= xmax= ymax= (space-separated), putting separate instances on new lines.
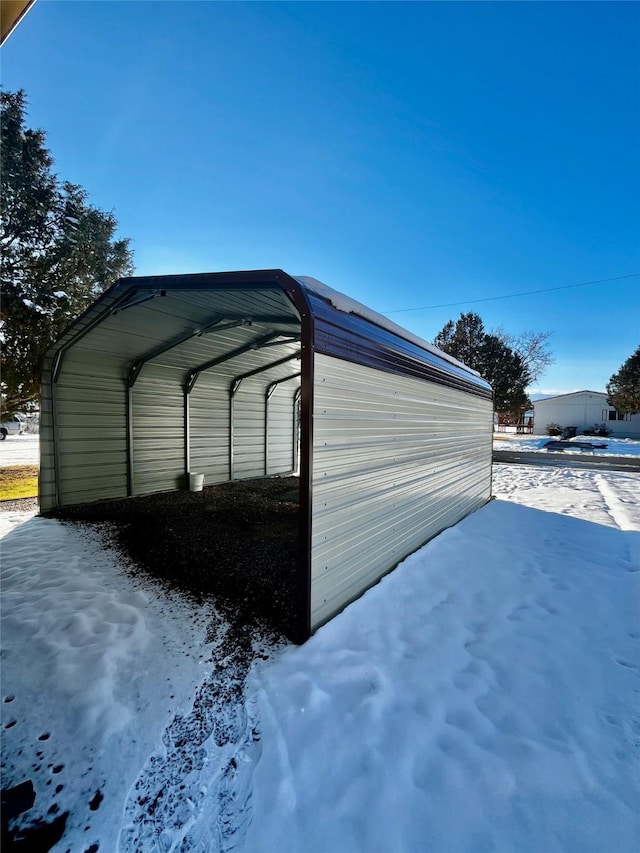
xmin=3 ymin=0 xmax=639 ymax=394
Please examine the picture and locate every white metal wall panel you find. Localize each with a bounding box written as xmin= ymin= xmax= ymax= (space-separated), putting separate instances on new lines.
xmin=233 ymin=380 xmax=266 ymax=480
xmin=51 ymin=350 xmax=128 ymax=506
xmin=266 ymin=383 xmax=298 ymax=475
xmin=310 ymin=354 xmax=493 ymax=630
xmin=189 ymin=373 xmax=229 ymax=484
xmin=132 ymin=364 xmax=185 ymax=494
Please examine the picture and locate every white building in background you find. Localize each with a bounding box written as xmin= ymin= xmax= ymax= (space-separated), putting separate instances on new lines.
xmin=533 ymin=390 xmax=640 ymax=439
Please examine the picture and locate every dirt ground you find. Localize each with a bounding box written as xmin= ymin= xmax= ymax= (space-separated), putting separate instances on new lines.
xmin=49 ymin=476 xmax=301 ymax=641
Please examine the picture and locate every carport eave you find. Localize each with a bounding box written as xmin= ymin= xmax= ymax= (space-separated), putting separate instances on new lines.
xmin=115 ymin=269 xmax=296 ymax=291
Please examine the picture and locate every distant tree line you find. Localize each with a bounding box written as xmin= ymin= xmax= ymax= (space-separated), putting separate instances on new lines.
xmin=1 ymin=90 xmax=134 ymax=415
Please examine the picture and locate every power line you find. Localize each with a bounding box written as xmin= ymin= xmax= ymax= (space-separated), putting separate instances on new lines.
xmin=382 ymin=273 xmax=640 ymax=314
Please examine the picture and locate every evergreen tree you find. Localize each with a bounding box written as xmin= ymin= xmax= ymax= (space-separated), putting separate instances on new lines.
xmin=434 ymin=312 xmax=531 ymax=414
xmin=433 ymin=311 xmax=487 ymax=367
xmin=1 ymin=90 xmax=134 ymax=414
xmin=606 ymin=346 xmax=640 ymax=414
xmin=476 ymin=333 xmax=531 ymax=414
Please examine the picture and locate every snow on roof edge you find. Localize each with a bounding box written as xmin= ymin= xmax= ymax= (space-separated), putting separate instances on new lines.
xmin=294 ymin=276 xmax=484 ymax=379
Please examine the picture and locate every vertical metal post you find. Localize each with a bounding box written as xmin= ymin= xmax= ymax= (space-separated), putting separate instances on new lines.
xmin=126 ymin=383 xmax=134 ymax=496
xmin=296 ymin=333 xmax=314 ymax=643
xmin=184 ymin=385 xmax=191 ymax=480
xmin=229 ymin=387 xmax=235 ymax=481
xmin=264 ymin=390 xmax=269 ymax=476
xmin=293 ymin=387 xmax=301 ymax=474
xmin=277 ymin=276 xmax=315 ymax=643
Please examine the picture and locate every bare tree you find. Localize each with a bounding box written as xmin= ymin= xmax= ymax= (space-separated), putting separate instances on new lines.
xmin=492 ymin=328 xmax=554 ymax=385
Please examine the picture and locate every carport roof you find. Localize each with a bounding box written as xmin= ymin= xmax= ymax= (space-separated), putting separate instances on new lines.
xmin=47 ymin=269 xmax=491 ymax=397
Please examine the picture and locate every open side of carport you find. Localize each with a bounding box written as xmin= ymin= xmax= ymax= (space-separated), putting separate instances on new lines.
xmin=41 ymin=269 xmax=494 ymax=643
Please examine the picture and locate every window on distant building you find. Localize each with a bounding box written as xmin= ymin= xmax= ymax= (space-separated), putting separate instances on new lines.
xmin=603 ymin=409 xmax=628 ymax=421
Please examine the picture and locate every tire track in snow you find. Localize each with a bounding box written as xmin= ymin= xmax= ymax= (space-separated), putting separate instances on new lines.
xmin=594 ymin=474 xmax=638 ymax=531
xmin=119 ymin=620 xmax=281 ymax=853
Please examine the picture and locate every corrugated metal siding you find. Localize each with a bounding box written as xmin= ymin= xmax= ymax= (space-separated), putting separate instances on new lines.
xmin=189 ymin=373 xmax=229 ymax=485
xmin=131 ymin=363 xmax=185 ymax=494
xmin=310 ymin=354 xmax=493 ymax=630
xmin=231 ymin=359 xmax=302 ymax=480
xmin=51 ymin=349 xmax=128 ymax=506
xmin=232 ymin=380 xmax=266 ymax=480
xmin=266 ymin=382 xmax=299 ymax=475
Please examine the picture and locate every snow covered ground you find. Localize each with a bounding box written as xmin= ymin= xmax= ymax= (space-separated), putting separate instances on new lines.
xmin=0 ymin=433 xmax=40 ymax=467
xmin=493 ymin=433 xmax=640 ymax=456
xmin=1 ymin=464 xmax=639 ymax=851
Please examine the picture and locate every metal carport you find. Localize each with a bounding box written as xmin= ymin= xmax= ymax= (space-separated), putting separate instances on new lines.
xmin=40 ymin=269 xmax=493 ymax=642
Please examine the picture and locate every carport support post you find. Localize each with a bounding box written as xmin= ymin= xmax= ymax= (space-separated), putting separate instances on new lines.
xmin=264 ymin=387 xmax=270 ymax=476
xmin=184 ymin=385 xmax=191 ymax=481
xmin=126 ymin=383 xmax=134 ymax=496
xmin=293 ymin=386 xmax=301 ymax=473
xmin=229 ymin=382 xmax=238 ymax=481
xmin=278 ymin=276 xmax=314 ymax=644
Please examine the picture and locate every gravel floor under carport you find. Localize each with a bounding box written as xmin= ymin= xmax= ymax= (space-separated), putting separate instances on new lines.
xmin=49 ymin=476 xmax=300 ymax=641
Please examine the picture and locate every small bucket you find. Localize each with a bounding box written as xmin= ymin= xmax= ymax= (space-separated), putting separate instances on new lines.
xmin=189 ymin=472 xmax=204 ymax=492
